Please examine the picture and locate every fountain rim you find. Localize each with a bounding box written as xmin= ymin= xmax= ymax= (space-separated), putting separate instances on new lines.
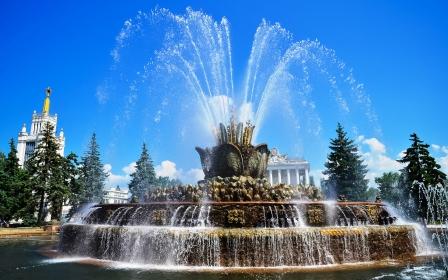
xmin=95 ymin=201 xmax=385 ymax=207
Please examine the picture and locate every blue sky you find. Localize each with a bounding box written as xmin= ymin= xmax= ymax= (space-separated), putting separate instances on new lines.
xmin=1 ymin=0 xmax=447 ymax=188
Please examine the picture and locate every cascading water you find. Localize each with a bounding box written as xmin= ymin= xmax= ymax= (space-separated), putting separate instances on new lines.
xmin=60 ymin=201 xmax=428 ymax=268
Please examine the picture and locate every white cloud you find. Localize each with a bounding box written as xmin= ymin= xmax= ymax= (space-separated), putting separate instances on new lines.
xmin=363 ymin=138 xmax=386 ymax=154
xmin=155 ymin=160 xmax=204 ymax=184
xmin=433 ymin=144 xmax=448 ymax=173
xmin=397 ymin=150 xmax=406 ymax=159
xmin=430 ymin=144 xmax=448 ymax=173
xmin=440 ymin=155 xmax=448 ymax=173
xmin=103 ymin=160 xmax=204 ymax=190
xmin=432 ymin=144 xmax=441 ymax=151
xmin=155 ymin=160 xmax=179 ymax=178
xmin=122 ymin=162 xmax=136 ymax=175
xmin=358 ymin=136 xmax=402 ymax=187
xmin=104 ymin=163 xmax=132 ymax=189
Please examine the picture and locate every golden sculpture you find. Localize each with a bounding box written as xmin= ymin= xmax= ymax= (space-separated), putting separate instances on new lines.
xmin=42 ymin=87 xmax=52 ymax=114
xmin=196 ymin=120 xmax=270 ymax=179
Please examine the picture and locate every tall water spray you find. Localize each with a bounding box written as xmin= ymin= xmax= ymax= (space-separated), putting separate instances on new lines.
xmin=99 ymin=8 xmax=380 ymax=163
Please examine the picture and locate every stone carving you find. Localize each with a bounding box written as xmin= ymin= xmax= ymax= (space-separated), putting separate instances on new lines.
xmin=145 ymin=176 xmax=296 ymax=202
xmin=196 ymin=121 xmax=270 ymax=179
xmin=307 ymin=206 xmax=325 ymax=226
xmin=227 ymin=209 xmax=245 ymax=227
xmin=150 ymin=209 xmax=167 ymax=225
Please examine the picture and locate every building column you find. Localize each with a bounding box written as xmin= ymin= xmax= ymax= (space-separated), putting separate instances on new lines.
xmin=277 ymin=169 xmax=281 ymax=183
xmin=305 ymin=168 xmax=310 ymax=185
xmin=269 ymin=170 xmax=273 ymax=185
xmin=287 ymin=169 xmax=291 ymax=185
xmin=295 ymin=169 xmax=300 ymax=185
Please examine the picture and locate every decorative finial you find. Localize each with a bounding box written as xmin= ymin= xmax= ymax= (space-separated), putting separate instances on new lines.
xmin=42 ymin=87 xmax=52 ymax=114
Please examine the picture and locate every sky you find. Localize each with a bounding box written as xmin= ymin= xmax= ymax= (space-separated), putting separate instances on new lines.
xmin=1 ymin=0 xmax=447 ymax=189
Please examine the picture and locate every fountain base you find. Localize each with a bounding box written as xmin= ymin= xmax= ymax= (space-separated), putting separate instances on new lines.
xmin=60 ymin=224 xmax=417 ymax=267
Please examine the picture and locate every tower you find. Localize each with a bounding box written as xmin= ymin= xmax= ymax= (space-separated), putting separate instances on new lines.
xmin=17 ymin=87 xmax=65 ymax=166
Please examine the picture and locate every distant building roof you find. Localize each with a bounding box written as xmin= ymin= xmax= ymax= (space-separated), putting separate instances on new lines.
xmin=268 ymin=148 xmax=308 ymax=166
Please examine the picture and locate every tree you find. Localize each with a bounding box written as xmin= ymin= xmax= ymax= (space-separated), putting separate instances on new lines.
xmin=365 ymin=187 xmax=380 ymax=201
xmin=47 ymin=152 xmax=80 ymax=221
xmin=78 ymin=133 xmax=108 ymax=204
xmin=397 ymin=133 xmax=446 ymax=219
xmin=5 ymin=139 xmax=34 ymax=225
xmin=155 ymin=176 xmax=182 ymax=188
xmin=27 ymin=123 xmax=66 ymax=225
xmin=321 ymin=123 xmax=369 ymax=200
xmin=128 ymin=143 xmax=156 ymax=200
xmin=375 ymin=172 xmax=401 ymax=205
xmin=0 ymin=150 xmax=9 ymax=226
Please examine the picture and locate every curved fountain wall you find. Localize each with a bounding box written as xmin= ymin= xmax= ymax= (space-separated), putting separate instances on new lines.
xmin=60 ymin=202 xmax=420 ymax=267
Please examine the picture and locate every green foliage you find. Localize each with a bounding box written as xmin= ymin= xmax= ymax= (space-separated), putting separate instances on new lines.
xmin=375 ymin=172 xmax=402 ymax=205
xmin=321 ymin=123 xmax=369 ymax=201
xmin=155 ymin=176 xmax=182 ymax=188
xmin=397 ymin=133 xmax=446 ymax=219
xmin=26 ymin=123 xmax=68 ymax=225
xmin=365 ymin=187 xmax=380 ymax=201
xmin=0 ymin=139 xmax=34 ymax=226
xmin=48 ymin=152 xmax=80 ymax=221
xmin=128 ymin=143 xmax=156 ymax=201
xmin=78 ymin=133 xmax=108 ymax=204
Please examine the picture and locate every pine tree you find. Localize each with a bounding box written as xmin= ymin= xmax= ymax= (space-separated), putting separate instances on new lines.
xmin=47 ymin=152 xmax=80 ymax=221
xmin=129 ymin=143 xmax=156 ymax=201
xmin=7 ymin=139 xmax=34 ymax=224
xmin=27 ymin=123 xmax=66 ymax=225
xmin=0 ymin=150 xmax=9 ymax=225
xmin=78 ymin=133 xmax=108 ymax=203
xmin=375 ymin=172 xmax=402 ymax=205
xmin=321 ymin=123 xmax=369 ymax=201
xmin=397 ymin=133 xmax=446 ymax=218
xmin=155 ymin=176 xmax=182 ymax=188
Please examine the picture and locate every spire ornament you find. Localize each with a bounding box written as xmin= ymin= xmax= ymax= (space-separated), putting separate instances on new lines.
xmin=42 ymin=87 xmax=52 ymax=114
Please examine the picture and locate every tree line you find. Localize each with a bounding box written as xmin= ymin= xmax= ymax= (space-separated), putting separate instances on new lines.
xmin=321 ymin=123 xmax=447 ymax=220
xmin=0 ymin=123 xmax=108 ymax=226
xmin=0 ymin=122 xmax=177 ymax=227
xmin=1 ymin=121 xmax=446 ymax=226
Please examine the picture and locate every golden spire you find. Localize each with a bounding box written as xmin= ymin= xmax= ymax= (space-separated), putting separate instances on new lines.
xmin=42 ymin=87 xmax=51 ymax=114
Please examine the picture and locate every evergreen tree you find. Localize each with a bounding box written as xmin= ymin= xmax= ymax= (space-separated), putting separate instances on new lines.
xmin=365 ymin=187 xmax=380 ymax=201
xmin=0 ymin=150 xmax=9 ymax=225
xmin=7 ymin=139 xmax=34 ymax=224
xmin=129 ymin=143 xmax=156 ymax=201
xmin=27 ymin=123 xmax=66 ymax=225
xmin=47 ymin=152 xmax=80 ymax=221
xmin=397 ymin=133 xmax=446 ymax=218
xmin=78 ymin=133 xmax=108 ymax=203
xmin=321 ymin=123 xmax=369 ymax=200
xmin=375 ymin=172 xmax=402 ymax=205
xmin=155 ymin=176 xmax=182 ymax=188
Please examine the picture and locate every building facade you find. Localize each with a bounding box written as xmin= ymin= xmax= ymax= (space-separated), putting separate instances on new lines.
xmin=266 ymin=148 xmax=310 ymax=185
xmin=103 ymin=186 xmax=129 ymax=204
xmin=17 ymin=87 xmax=65 ymax=166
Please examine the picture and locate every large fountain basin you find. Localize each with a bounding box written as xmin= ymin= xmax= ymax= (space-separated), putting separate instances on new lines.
xmin=60 ymin=224 xmax=417 ymax=267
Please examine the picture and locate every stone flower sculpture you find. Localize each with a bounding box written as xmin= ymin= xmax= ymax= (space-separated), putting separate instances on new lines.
xmin=196 ymin=121 xmax=270 ymax=179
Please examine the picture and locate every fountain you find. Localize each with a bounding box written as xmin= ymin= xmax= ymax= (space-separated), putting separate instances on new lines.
xmin=58 ymin=8 xmax=435 ymax=271
xmin=59 ymin=120 xmax=424 ymax=268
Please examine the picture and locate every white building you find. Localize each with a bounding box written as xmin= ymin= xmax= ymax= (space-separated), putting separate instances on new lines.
xmin=17 ymin=87 xmax=65 ymax=166
xmin=103 ymin=186 xmax=129 ymax=204
xmin=266 ymin=148 xmax=310 ymax=185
